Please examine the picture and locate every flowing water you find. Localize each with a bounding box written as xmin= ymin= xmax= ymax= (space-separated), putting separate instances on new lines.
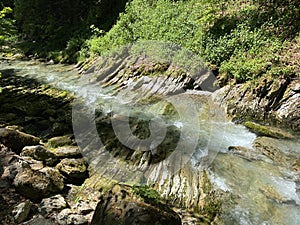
xmin=1 ymin=59 xmax=299 ymax=225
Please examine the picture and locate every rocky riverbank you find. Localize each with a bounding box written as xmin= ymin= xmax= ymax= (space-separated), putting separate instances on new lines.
xmin=213 ymin=75 xmax=300 ymax=133
xmin=0 ymin=59 xmax=226 ymax=225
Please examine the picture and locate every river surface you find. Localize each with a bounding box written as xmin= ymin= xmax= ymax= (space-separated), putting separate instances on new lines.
xmin=1 ymin=59 xmax=300 ymax=225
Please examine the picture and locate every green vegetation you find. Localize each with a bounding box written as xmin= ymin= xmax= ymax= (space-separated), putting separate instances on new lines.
xmin=81 ymin=0 xmax=300 ymax=83
xmin=11 ymin=0 xmax=128 ymax=62
xmin=0 ymin=6 xmax=17 ymax=56
xmin=131 ymin=185 xmax=161 ymax=205
xmin=1 ymin=0 xmax=299 ymax=83
xmin=244 ymin=121 xmax=294 ymax=139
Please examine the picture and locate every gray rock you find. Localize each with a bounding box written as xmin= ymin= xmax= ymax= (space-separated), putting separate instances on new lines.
xmin=39 ymin=194 xmax=67 ymax=217
xmin=22 ymin=215 xmax=55 ymax=225
xmin=12 ymin=200 xmax=32 ymax=223
xmin=292 ymin=158 xmax=300 ymax=172
xmin=55 ymin=146 xmax=82 ymax=158
xmin=48 ymin=135 xmax=73 ymax=148
xmin=253 ymin=137 xmax=288 ymax=166
xmin=56 ymin=158 xmax=88 ymax=184
xmin=56 ymin=209 xmax=88 ymax=225
xmin=0 ymin=128 xmax=40 ymax=153
xmin=91 ymin=184 xmax=181 ymax=225
xmin=228 ymin=146 xmax=267 ymax=161
xmin=39 ymin=167 xmax=65 ymax=192
xmin=73 ymin=200 xmax=94 ymax=214
xmin=13 ymin=167 xmax=64 ymax=201
xmin=21 ymin=145 xmax=58 ymax=166
xmin=259 ymin=185 xmax=296 ymax=204
xmin=212 ymin=78 xmax=300 ymax=133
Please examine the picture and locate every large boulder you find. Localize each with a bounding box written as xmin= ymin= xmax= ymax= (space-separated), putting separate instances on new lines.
xmin=13 ymin=167 xmax=64 ymax=201
xmin=91 ymin=184 xmax=181 ymax=225
xmin=0 ymin=128 xmax=40 ymax=153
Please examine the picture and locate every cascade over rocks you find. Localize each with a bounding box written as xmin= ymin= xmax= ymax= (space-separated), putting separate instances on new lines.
xmin=2 ymin=55 xmax=299 ymax=224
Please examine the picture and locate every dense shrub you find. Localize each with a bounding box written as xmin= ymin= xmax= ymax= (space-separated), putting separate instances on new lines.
xmin=81 ymin=0 xmax=299 ymax=83
xmin=0 ymin=6 xmax=16 ymax=48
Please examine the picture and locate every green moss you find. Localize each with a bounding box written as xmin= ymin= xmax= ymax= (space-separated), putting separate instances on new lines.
xmin=131 ymin=185 xmax=161 ymax=205
xmin=244 ymin=121 xmax=294 ymax=139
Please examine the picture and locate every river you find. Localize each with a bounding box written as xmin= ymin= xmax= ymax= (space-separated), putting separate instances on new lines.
xmin=1 ymin=58 xmax=299 ymax=225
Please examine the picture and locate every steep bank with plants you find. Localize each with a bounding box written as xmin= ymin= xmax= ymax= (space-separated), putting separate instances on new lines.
xmin=78 ymin=0 xmax=299 ymax=130
xmin=81 ymin=0 xmax=299 ymax=83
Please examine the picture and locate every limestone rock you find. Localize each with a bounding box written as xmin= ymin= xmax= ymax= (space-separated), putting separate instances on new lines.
xmin=12 ymin=200 xmax=32 ymax=223
xmin=54 ymin=146 xmax=82 ymax=159
xmin=13 ymin=167 xmax=64 ymax=201
xmin=253 ymin=137 xmax=288 ymax=166
xmin=22 ymin=215 xmax=55 ymax=225
xmin=91 ymin=184 xmax=181 ymax=225
xmin=48 ymin=135 xmax=73 ymax=148
xmin=56 ymin=158 xmax=88 ymax=184
xmin=212 ymin=78 xmax=300 ymax=133
xmin=56 ymin=209 xmax=89 ymax=225
xmin=39 ymin=167 xmax=65 ymax=192
xmin=21 ymin=145 xmax=58 ymax=166
xmin=292 ymin=158 xmax=300 ymax=172
xmin=259 ymin=185 xmax=295 ymax=204
xmin=22 ymin=156 xmax=44 ymax=171
xmin=39 ymin=194 xmax=67 ymax=217
xmin=228 ymin=146 xmax=267 ymax=161
xmin=0 ymin=128 xmax=40 ymax=153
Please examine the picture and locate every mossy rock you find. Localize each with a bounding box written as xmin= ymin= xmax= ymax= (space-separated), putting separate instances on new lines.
xmin=47 ymin=135 xmax=73 ymax=148
xmin=56 ymin=158 xmax=88 ymax=184
xmin=21 ymin=145 xmax=58 ymax=166
xmin=244 ymin=121 xmax=294 ymax=139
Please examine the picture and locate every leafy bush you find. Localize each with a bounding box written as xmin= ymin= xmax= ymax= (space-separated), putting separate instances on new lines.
xmin=0 ymin=6 xmax=17 ymax=56
xmin=81 ymin=0 xmax=299 ymax=83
